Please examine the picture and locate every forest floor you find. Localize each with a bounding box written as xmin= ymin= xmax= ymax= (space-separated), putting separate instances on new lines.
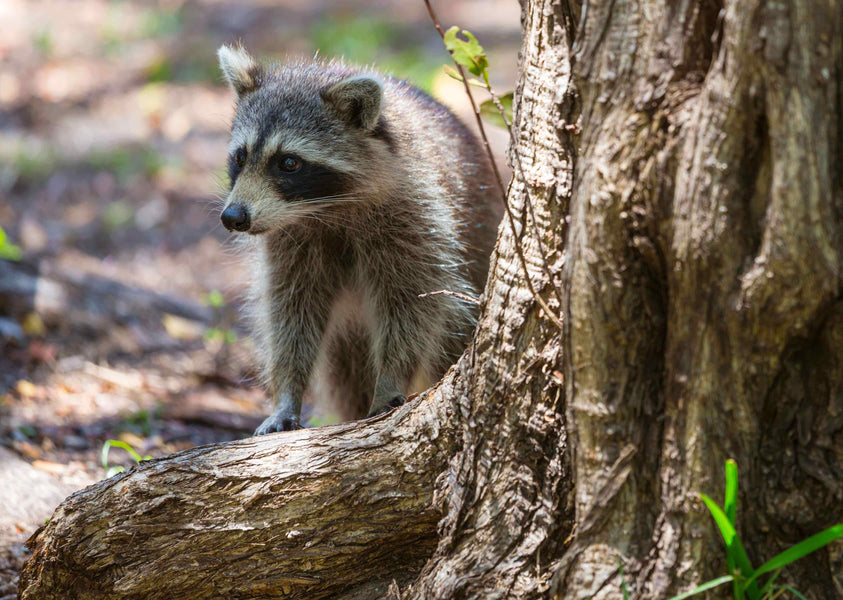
xmin=0 ymin=0 xmax=518 ymax=596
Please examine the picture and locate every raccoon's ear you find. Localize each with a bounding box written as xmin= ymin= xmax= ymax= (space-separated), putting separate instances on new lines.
xmin=218 ymin=44 xmax=262 ymax=97
xmin=321 ymin=76 xmax=383 ymax=131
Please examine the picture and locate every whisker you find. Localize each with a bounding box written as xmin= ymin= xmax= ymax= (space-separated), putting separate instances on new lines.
xmin=303 ymin=198 xmax=361 ymax=206
xmin=298 ymin=212 xmax=368 ymax=234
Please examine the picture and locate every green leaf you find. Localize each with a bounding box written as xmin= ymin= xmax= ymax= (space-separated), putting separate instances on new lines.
xmin=480 ymin=93 xmax=513 ymax=129
xmin=774 ymin=585 xmax=809 ymax=600
xmin=0 ymin=227 xmax=22 ymax=261
xmin=204 ymin=290 xmax=225 ymax=307
xmin=665 ymin=575 xmax=734 ymax=600
xmin=700 ymin=493 xmax=760 ymax=600
xmin=724 ymin=459 xmax=738 ymax=526
xmin=443 ymin=65 xmax=463 ymax=82
xmin=101 ymin=439 xmax=147 ymax=469
xmin=444 ymin=65 xmax=486 ymax=88
xmin=443 ymin=26 xmax=488 ymax=77
xmin=758 ymin=568 xmax=781 ymax=595
xmin=106 ymin=466 xmax=126 ymax=478
xmin=744 ymin=524 xmax=843 ymax=589
xmin=723 ymin=459 xmax=739 ymax=593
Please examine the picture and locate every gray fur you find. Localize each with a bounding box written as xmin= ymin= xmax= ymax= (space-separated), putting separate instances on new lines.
xmin=217 ymin=46 xmax=501 ymax=434
xmin=218 ymin=45 xmax=262 ymax=96
xmin=321 ymin=76 xmax=383 ymax=131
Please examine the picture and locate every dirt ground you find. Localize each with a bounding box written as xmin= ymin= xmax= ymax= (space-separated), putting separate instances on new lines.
xmin=0 ymin=0 xmax=518 ymax=595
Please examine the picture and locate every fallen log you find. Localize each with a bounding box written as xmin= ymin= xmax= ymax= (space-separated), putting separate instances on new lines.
xmin=18 ymin=381 xmax=456 ymax=600
xmin=0 ymin=258 xmax=212 ymax=326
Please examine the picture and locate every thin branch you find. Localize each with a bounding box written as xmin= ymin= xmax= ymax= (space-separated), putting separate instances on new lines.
xmin=424 ymin=0 xmax=563 ymax=330
xmin=424 ymin=1 xmax=506 ymax=201
xmin=418 ymin=290 xmax=482 ymax=305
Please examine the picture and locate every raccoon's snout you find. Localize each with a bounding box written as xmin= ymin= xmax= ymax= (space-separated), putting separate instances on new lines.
xmin=221 ymin=203 xmax=251 ymax=232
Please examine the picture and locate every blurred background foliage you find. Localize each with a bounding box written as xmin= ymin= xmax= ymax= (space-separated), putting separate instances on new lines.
xmin=0 ymin=0 xmax=518 ymax=445
xmin=0 ymin=1 xmax=516 ymax=253
xmin=0 ymin=6 xmax=518 ymax=591
xmin=0 ymin=0 xmax=518 ymax=527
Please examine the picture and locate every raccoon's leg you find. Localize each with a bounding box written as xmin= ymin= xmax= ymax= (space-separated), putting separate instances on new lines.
xmin=366 ymin=271 xmax=479 ymax=417
xmin=370 ymin=376 xmax=410 ymax=416
xmin=323 ymin=325 xmax=374 ymax=420
xmin=254 ymin=290 xmax=332 ymax=435
xmin=367 ymin=291 xmax=443 ymax=417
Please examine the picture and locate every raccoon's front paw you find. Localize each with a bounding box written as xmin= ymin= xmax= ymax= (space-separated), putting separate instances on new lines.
xmin=254 ymin=412 xmax=301 ymax=435
xmin=367 ymin=394 xmax=407 ymax=418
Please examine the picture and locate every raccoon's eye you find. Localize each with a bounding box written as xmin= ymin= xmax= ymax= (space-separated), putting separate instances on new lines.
xmin=277 ymin=155 xmax=302 ymax=173
xmin=228 ymin=147 xmax=248 ymax=188
xmin=234 ymin=147 xmax=247 ymax=168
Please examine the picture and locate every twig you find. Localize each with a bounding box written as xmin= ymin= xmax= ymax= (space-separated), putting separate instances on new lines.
xmin=424 ymin=2 xmax=505 ymax=201
xmin=418 ymin=289 xmax=482 ymax=305
xmin=424 ymin=0 xmax=563 ymax=329
xmin=83 ymin=362 xmax=145 ymax=390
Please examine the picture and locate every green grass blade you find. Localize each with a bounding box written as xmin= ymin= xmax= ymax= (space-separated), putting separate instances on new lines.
xmin=758 ymin=568 xmax=781 ymax=595
xmin=101 ymin=440 xmax=115 ymax=468
xmin=666 ymin=576 xmax=734 ymax=600
xmin=722 ymin=459 xmax=739 ymax=594
xmin=724 ymin=459 xmax=738 ymax=526
xmin=618 ymin=558 xmax=629 ymax=600
xmin=101 ymin=439 xmax=145 ymax=468
xmin=700 ymin=494 xmax=760 ymax=600
xmin=775 ymin=584 xmax=808 ymax=600
xmin=745 ymin=524 xmax=843 ymax=588
xmin=700 ymin=493 xmax=737 ymax=545
xmin=106 ymin=466 xmax=126 ymax=478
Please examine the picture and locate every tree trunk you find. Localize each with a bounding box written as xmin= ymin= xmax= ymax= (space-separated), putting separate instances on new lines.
xmin=557 ymin=0 xmax=843 ymax=596
xmin=18 ymin=0 xmax=843 ymax=598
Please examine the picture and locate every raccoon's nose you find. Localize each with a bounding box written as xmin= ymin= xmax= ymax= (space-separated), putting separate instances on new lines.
xmin=221 ymin=203 xmax=251 ymax=232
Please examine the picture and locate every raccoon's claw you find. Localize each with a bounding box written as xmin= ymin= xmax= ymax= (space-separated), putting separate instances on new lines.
xmin=280 ymin=418 xmax=301 ymax=431
xmin=367 ymin=394 xmax=407 ymax=418
xmin=254 ymin=413 xmax=301 ymax=436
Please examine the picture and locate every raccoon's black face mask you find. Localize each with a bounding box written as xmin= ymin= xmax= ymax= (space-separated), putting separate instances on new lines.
xmin=218 ymin=45 xmax=394 ymax=233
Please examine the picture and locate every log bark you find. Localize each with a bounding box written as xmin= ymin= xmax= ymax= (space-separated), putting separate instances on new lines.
xmin=0 ymin=258 xmax=212 ymax=327
xmin=18 ymin=387 xmax=456 ymax=599
xmin=17 ymin=0 xmax=843 ymax=598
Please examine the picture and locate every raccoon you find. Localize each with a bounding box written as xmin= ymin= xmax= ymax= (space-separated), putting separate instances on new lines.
xmin=217 ymin=45 xmax=501 ymax=435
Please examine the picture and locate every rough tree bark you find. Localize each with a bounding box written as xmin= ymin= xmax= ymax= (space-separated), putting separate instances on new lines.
xmin=557 ymin=0 xmax=843 ymax=597
xmin=18 ymin=0 xmax=843 ymax=598
xmin=18 ymin=396 xmax=453 ymax=599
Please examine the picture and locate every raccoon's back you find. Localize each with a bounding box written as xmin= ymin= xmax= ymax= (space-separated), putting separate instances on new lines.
xmin=380 ymin=79 xmax=502 ymax=291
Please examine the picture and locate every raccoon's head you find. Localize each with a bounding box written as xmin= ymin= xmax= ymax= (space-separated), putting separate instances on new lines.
xmin=217 ymin=45 xmax=395 ymax=235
